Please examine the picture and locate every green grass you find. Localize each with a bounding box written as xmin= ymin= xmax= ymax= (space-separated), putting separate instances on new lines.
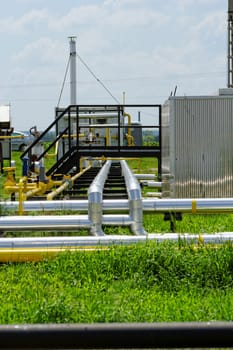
xmin=1 ymin=153 xmax=233 ymax=323
xmin=0 ymin=241 xmax=233 ymax=323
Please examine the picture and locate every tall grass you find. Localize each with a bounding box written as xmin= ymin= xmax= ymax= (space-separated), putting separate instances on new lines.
xmin=0 ymin=241 xmax=233 ymax=323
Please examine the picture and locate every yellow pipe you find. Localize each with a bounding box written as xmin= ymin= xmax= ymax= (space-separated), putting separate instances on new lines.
xmin=0 ymin=135 xmax=24 ymax=140
xmin=71 ymin=165 xmax=92 ymax=182
xmin=80 ymin=157 xmax=140 ymax=161
xmin=4 ymin=183 xmax=37 ymax=193
xmin=18 ymin=179 xmax=26 ymax=215
xmin=106 ymin=128 xmax=110 ymax=146
xmin=124 ymin=113 xmax=131 ymax=137
xmin=45 ymin=140 xmax=59 ymax=158
xmin=46 ymin=182 xmax=70 ymax=200
xmin=25 ymin=187 xmax=41 ymax=199
xmin=62 ymin=133 xmax=85 ymax=138
xmin=0 ymin=247 xmax=108 ymax=262
xmin=46 ymin=165 xmax=92 ymax=200
xmin=80 ymin=157 xmax=92 ymax=172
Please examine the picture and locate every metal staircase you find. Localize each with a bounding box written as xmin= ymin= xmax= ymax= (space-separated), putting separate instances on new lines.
xmin=103 ymin=162 xmax=127 ymax=199
xmin=21 ymin=104 xmax=161 ymax=180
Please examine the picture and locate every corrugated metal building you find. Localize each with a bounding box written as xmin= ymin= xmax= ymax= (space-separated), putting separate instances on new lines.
xmin=162 ymin=89 xmax=233 ymax=198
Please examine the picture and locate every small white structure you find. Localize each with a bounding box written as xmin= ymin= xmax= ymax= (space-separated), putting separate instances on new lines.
xmin=0 ymin=105 xmax=11 ymax=164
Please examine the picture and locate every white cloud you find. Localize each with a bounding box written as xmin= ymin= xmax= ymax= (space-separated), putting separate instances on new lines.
xmin=0 ymin=0 xmax=228 ymax=130
xmin=194 ymin=11 xmax=226 ymax=38
xmin=12 ymin=37 xmax=65 ymax=65
xmin=48 ymin=5 xmax=105 ymax=31
xmin=0 ymin=9 xmax=48 ymax=34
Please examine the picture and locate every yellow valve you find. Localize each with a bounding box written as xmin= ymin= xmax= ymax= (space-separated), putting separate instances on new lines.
xmin=3 ymin=167 xmax=16 ymax=188
xmin=18 ymin=181 xmax=26 ymax=215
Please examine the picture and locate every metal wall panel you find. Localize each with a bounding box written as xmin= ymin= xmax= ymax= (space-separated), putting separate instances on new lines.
xmin=162 ymin=96 xmax=233 ymax=198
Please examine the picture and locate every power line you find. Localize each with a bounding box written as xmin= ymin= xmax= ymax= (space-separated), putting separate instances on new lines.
xmin=0 ymin=70 xmax=225 ymax=90
xmin=76 ymin=52 xmax=121 ymax=104
xmin=57 ymin=56 xmax=70 ymax=107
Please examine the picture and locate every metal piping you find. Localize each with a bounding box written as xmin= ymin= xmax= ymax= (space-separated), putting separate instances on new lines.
xmin=46 ymin=165 xmax=92 ymax=200
xmin=69 ymin=36 xmax=77 ymax=105
xmin=0 ymin=322 xmax=232 ymax=349
xmin=0 ymin=232 xmax=233 ymax=262
xmin=0 ymin=215 xmax=91 ymax=231
xmin=142 ymin=198 xmax=233 ymax=213
xmin=88 ymin=160 xmax=112 ymax=236
xmin=141 ymin=181 xmax=162 ymax=188
xmin=103 ymin=214 xmax=132 ymax=225
xmin=0 ymin=233 xmax=233 ymax=249
xmin=0 ymin=199 xmax=129 ymax=213
xmin=120 ymin=160 xmax=146 ymax=235
xmin=0 ymin=214 xmax=134 ymax=233
xmin=135 ymin=174 xmax=157 ymax=180
xmin=5 ymin=197 xmax=233 ymax=213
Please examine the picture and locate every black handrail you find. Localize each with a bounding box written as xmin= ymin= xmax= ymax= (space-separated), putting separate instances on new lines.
xmin=20 ymin=105 xmax=72 ymax=161
xmin=37 ymin=126 xmax=69 ymax=162
xmin=19 ymin=104 xmax=162 ymax=177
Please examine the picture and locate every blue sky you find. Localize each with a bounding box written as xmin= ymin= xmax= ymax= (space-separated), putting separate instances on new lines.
xmin=0 ymin=0 xmax=228 ymax=130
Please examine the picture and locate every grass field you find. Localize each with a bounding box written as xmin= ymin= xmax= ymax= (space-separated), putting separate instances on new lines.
xmin=0 ymin=241 xmax=232 ymax=323
xmin=0 ymin=153 xmax=233 ymax=323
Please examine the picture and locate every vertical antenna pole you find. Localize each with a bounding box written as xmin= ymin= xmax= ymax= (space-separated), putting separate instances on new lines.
xmin=69 ymin=36 xmax=77 ymax=105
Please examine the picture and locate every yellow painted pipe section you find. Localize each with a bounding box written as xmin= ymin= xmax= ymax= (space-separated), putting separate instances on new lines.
xmin=46 ymin=165 xmax=92 ymax=200
xmin=124 ymin=113 xmax=131 ymax=137
xmin=0 ymin=135 xmax=24 ymax=139
xmin=0 ymin=247 xmax=108 ymax=262
xmin=106 ymin=128 xmax=110 ymax=146
xmin=45 ymin=140 xmax=59 ymax=158
xmin=25 ymin=187 xmax=42 ymax=199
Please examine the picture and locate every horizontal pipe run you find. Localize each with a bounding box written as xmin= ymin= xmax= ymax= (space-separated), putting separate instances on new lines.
xmin=0 ymin=214 xmax=135 ymax=232
xmin=0 ymin=233 xmax=233 ymax=249
xmin=0 ymin=215 xmax=91 ymax=231
xmin=0 ymin=322 xmax=232 ymax=349
xmin=0 ymin=199 xmax=129 ymax=212
xmin=141 ymin=181 xmax=162 ymax=188
xmin=102 ymin=214 xmax=132 ymax=225
xmin=135 ymin=174 xmax=157 ymax=180
xmin=4 ymin=197 xmax=233 ymax=213
xmin=146 ymin=192 xmax=162 ymax=198
xmin=0 ymin=247 xmax=108 ymax=262
xmin=142 ymin=198 xmax=233 ymax=213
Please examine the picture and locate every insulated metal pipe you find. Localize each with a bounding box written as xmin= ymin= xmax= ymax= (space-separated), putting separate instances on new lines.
xmin=103 ymin=214 xmax=132 ymax=225
xmin=88 ymin=160 xmax=112 ymax=235
xmin=4 ymin=198 xmax=233 ymax=213
xmin=0 ymin=233 xmax=233 ymax=249
xmin=141 ymin=181 xmax=162 ymax=188
xmin=0 ymin=215 xmax=91 ymax=232
xmin=135 ymin=174 xmax=157 ymax=180
xmin=1 ymin=199 xmax=129 ymax=212
xmin=142 ymin=198 xmax=233 ymax=213
xmin=0 ymin=214 xmax=133 ymax=233
xmin=120 ymin=160 xmax=146 ymax=235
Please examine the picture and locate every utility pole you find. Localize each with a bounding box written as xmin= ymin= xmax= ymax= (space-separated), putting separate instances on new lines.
xmin=69 ymin=36 xmax=77 ymax=105
xmin=228 ymin=1 xmax=233 ymax=87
